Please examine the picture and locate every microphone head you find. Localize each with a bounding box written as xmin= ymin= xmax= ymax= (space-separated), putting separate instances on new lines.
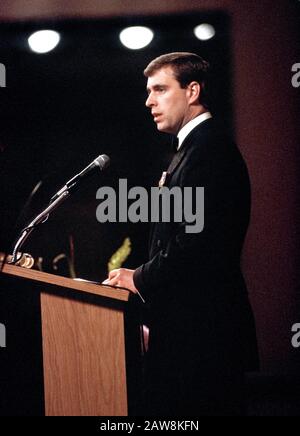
xmin=94 ymin=154 xmax=110 ymax=170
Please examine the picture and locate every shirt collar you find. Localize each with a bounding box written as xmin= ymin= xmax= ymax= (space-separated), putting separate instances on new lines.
xmin=177 ymin=111 xmax=212 ymax=150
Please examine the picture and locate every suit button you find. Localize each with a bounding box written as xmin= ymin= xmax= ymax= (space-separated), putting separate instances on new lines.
xmin=157 ymin=239 xmax=161 ymax=248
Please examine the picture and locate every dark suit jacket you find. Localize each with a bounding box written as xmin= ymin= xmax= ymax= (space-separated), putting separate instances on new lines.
xmin=133 ymin=119 xmax=258 ymax=414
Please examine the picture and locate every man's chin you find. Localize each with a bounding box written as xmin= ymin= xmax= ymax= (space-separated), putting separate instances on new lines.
xmin=156 ymin=123 xmax=172 ymax=134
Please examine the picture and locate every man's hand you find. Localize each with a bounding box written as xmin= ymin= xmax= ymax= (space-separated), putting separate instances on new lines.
xmin=102 ymin=268 xmax=138 ymax=294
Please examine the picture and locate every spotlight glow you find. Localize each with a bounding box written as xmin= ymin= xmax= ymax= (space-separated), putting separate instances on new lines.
xmin=119 ymin=26 xmax=154 ymax=50
xmin=28 ymin=30 xmax=60 ymax=54
xmin=193 ymin=24 xmax=216 ymax=41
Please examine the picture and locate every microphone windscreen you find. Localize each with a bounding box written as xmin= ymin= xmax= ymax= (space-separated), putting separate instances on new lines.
xmin=96 ymin=154 xmax=110 ymax=170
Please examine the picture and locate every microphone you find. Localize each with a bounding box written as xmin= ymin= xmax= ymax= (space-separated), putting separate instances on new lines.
xmin=51 ymin=154 xmax=110 ymax=202
xmin=9 ymin=154 xmax=110 ymax=264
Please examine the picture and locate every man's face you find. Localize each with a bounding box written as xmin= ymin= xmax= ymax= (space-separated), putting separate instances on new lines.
xmin=146 ymin=67 xmax=191 ymax=135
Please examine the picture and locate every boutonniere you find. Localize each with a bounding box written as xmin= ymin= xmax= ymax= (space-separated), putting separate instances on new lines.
xmin=158 ymin=171 xmax=168 ymax=188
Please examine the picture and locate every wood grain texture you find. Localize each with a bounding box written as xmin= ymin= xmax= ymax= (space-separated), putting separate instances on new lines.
xmin=41 ymin=292 xmax=128 ymax=416
xmin=1 ymin=264 xmax=129 ymax=302
xmin=1 ymin=263 xmax=129 ymax=416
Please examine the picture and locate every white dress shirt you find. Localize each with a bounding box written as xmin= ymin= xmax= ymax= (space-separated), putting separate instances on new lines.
xmin=177 ymin=111 xmax=212 ymax=150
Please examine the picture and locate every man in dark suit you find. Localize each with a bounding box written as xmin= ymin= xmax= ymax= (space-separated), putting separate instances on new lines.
xmin=103 ymin=52 xmax=258 ymax=415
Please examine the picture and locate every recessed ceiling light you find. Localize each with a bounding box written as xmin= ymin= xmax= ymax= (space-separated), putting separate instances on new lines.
xmin=119 ymin=26 xmax=154 ymax=50
xmin=194 ymin=24 xmax=216 ymax=41
xmin=28 ymin=30 xmax=60 ymax=54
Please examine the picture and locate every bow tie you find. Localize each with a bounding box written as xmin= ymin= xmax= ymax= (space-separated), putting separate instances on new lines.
xmin=171 ymin=136 xmax=179 ymax=152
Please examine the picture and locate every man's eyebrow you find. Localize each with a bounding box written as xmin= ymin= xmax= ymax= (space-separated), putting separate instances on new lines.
xmin=147 ymin=84 xmax=167 ymax=93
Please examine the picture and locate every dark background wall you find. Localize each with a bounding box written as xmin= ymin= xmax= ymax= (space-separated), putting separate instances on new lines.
xmin=0 ymin=12 xmax=232 ymax=275
xmin=0 ymin=0 xmax=299 ymax=406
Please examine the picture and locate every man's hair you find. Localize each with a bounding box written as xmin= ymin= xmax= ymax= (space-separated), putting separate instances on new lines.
xmin=144 ymin=52 xmax=210 ymax=108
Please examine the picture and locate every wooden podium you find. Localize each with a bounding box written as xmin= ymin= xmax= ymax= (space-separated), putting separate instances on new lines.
xmin=0 ymin=262 xmax=131 ymax=416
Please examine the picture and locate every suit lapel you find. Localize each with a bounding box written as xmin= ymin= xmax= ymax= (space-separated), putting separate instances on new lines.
xmin=166 ymin=147 xmax=187 ymax=178
xmin=166 ymin=118 xmax=212 ymax=182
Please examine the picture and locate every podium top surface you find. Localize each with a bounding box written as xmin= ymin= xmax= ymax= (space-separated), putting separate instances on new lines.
xmin=1 ymin=263 xmax=130 ymax=302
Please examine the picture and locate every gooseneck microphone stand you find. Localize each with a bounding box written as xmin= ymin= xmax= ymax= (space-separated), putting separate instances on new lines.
xmin=9 ymin=153 xmax=110 ymax=265
xmin=9 ymin=190 xmax=70 ymax=264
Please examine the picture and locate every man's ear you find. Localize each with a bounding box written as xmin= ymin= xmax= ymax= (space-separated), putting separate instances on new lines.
xmin=187 ymin=81 xmax=201 ymax=104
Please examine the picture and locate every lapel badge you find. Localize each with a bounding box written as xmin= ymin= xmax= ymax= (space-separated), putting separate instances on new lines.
xmin=158 ymin=171 xmax=168 ymax=188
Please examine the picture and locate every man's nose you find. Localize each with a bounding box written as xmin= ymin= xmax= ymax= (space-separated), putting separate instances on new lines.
xmin=145 ymin=93 xmax=155 ymax=108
